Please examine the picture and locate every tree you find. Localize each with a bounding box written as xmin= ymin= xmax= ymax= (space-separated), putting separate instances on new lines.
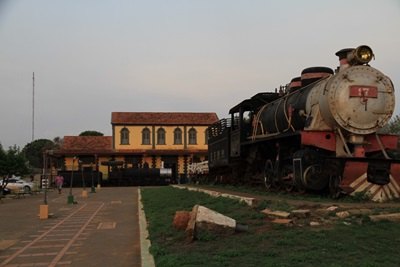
xmin=0 ymin=145 xmax=29 ymax=195
xmin=0 ymin=144 xmax=6 ymax=176
xmin=380 ymin=115 xmax=400 ymax=135
xmin=0 ymin=145 xmax=30 ymax=193
xmin=22 ymin=139 xmax=56 ymax=169
xmin=79 ymin=130 xmax=104 ymax=136
xmin=53 ymin=136 xmax=64 ymax=149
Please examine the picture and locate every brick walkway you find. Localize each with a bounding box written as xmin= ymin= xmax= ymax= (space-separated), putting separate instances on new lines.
xmin=0 ymin=187 xmax=142 ymax=267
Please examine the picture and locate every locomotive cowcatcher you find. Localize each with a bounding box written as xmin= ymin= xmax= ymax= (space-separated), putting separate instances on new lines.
xmin=208 ymin=45 xmax=400 ymax=202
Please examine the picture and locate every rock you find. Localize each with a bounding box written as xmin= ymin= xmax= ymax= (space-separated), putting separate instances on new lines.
xmin=291 ymin=209 xmax=311 ymax=218
xmin=326 ymin=206 xmax=339 ymax=211
xmin=336 ymin=211 xmax=350 ymax=219
xmin=369 ymin=213 xmax=400 ymax=222
xmin=310 ymin=221 xmax=320 ymax=226
xmin=261 ymin=209 xmax=291 ymax=218
xmin=314 ymin=208 xmax=331 ymax=216
xmin=185 ymin=205 xmax=247 ymax=241
xmin=173 ymin=211 xmax=191 ymax=230
xmin=347 ymin=209 xmax=371 ymax=216
xmin=209 ymin=191 xmax=221 ymax=197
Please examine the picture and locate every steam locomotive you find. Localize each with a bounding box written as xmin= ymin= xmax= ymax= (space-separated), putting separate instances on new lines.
xmin=208 ymin=45 xmax=400 ymax=201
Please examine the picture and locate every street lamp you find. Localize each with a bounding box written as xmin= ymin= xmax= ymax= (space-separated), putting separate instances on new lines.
xmin=43 ymin=151 xmax=48 ymax=205
xmin=67 ymin=157 xmax=76 ymax=204
xmin=39 ymin=150 xmax=49 ymax=219
xmin=90 ymin=163 xmax=96 ymax=193
xmin=80 ymin=160 xmax=88 ymax=198
xmin=80 ymin=160 xmax=85 ymax=189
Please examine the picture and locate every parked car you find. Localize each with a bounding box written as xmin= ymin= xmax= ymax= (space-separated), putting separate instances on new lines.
xmin=1 ymin=177 xmax=34 ymax=193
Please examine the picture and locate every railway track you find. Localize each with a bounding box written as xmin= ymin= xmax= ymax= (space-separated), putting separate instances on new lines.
xmin=1 ymin=202 xmax=104 ymax=267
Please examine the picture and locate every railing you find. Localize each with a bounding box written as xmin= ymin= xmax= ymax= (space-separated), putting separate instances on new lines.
xmin=209 ymin=118 xmax=231 ymax=138
xmin=188 ymin=161 xmax=209 ymax=176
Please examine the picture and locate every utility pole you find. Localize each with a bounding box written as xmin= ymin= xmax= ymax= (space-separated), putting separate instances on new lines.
xmin=32 ymin=72 xmax=35 ymax=142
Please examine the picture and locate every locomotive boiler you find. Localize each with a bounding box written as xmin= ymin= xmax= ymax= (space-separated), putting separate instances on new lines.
xmin=208 ymin=45 xmax=400 ymax=201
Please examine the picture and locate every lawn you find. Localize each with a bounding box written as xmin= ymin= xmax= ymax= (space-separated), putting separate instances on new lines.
xmin=141 ymin=186 xmax=400 ymax=267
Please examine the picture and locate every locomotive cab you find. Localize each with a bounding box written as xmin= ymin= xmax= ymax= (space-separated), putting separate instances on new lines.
xmin=228 ymin=92 xmax=281 ymax=158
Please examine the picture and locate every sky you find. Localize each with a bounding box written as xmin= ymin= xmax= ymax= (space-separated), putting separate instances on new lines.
xmin=0 ymin=0 xmax=400 ymax=149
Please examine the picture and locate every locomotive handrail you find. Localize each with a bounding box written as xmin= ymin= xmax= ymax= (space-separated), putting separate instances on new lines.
xmin=375 ymin=133 xmax=391 ymax=159
xmin=337 ymin=128 xmax=353 ymax=157
xmin=282 ymin=95 xmax=295 ymax=132
xmin=252 ymin=75 xmax=333 ymax=142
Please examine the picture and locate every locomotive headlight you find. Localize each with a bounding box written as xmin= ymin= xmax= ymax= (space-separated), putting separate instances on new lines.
xmin=348 ymin=45 xmax=374 ymax=65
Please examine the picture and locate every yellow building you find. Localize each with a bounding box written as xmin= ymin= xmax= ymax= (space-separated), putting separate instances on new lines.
xmin=55 ymin=112 xmax=218 ymax=183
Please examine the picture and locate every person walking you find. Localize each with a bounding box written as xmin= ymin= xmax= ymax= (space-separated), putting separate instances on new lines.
xmin=55 ymin=175 xmax=64 ymax=194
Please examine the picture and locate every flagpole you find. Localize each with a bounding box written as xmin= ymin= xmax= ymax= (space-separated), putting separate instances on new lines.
xmin=32 ymin=72 xmax=35 ymax=142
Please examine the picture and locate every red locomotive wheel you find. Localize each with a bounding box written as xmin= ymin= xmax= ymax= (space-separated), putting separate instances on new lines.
xmin=264 ymin=160 xmax=274 ymax=191
xmin=329 ymin=175 xmax=342 ymax=199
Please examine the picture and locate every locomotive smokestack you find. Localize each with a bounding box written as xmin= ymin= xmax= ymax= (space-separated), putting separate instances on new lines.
xmin=335 ymin=48 xmax=354 ymax=71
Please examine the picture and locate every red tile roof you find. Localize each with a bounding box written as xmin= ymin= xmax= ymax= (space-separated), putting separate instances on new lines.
xmin=60 ymin=136 xmax=113 ymax=152
xmin=111 ymin=112 xmax=219 ymax=126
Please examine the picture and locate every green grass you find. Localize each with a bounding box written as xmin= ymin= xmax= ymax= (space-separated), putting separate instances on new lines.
xmin=141 ymin=186 xmax=400 ymax=267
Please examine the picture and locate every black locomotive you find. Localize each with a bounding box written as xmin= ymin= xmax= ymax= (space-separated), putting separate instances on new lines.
xmin=208 ymin=45 xmax=400 ymax=201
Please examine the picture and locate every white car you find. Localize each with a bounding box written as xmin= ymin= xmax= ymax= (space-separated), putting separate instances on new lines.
xmin=1 ymin=177 xmax=34 ymax=193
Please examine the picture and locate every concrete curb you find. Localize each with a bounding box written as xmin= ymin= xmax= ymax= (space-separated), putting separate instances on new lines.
xmin=138 ymin=188 xmax=156 ymax=267
xmin=171 ymin=185 xmax=258 ymax=207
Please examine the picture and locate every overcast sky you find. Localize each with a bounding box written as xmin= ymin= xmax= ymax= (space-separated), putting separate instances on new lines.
xmin=1 ymin=0 xmax=399 ymax=149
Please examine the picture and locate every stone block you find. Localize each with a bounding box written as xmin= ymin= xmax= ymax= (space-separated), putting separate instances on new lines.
xmin=369 ymin=213 xmax=400 ymax=222
xmin=185 ymin=205 xmax=242 ymax=241
xmin=261 ymin=209 xmax=290 ymax=218
xmin=291 ymin=209 xmax=311 ymax=218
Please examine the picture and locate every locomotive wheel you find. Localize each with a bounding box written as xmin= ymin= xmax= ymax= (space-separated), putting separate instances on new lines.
xmin=302 ymin=164 xmax=328 ymax=191
xmin=329 ymin=175 xmax=342 ymax=199
xmin=301 ymin=164 xmax=318 ymax=188
xmin=284 ymin=181 xmax=295 ymax=192
xmin=296 ymin=185 xmax=306 ymax=194
xmin=295 ymin=171 xmax=306 ymax=194
xmin=280 ymin=165 xmax=294 ymax=192
xmin=263 ymin=160 xmax=274 ymax=190
xmin=272 ymin=161 xmax=283 ymax=190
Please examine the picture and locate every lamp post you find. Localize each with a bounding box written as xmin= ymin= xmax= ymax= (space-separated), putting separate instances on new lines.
xmin=67 ymin=157 xmax=76 ymax=204
xmin=90 ymin=163 xmax=96 ymax=193
xmin=81 ymin=160 xmax=88 ymax=198
xmin=96 ymin=166 xmax=101 ymax=190
xmin=96 ymin=154 xmax=101 ymax=190
xmin=43 ymin=151 xmax=48 ymax=205
xmin=39 ymin=151 xmax=49 ymax=219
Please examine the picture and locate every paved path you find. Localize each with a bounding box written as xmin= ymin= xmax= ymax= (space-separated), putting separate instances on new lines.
xmin=0 ymin=187 xmax=142 ymax=267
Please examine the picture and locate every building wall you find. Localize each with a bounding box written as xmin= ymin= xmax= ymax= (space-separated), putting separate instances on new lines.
xmin=64 ymin=157 xmax=79 ymax=171
xmin=113 ymin=125 xmax=209 ymax=150
xmin=61 ymin=153 xmax=207 ymax=182
xmin=60 ymin=124 xmax=210 ymax=181
xmin=63 ymin=156 xmax=112 ymax=178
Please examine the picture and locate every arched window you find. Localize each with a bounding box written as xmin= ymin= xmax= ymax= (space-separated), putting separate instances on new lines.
xmin=120 ymin=127 xmax=130 ymax=145
xmin=204 ymin=129 xmax=209 ymax=144
xmin=142 ymin=128 xmax=151 ymax=145
xmin=174 ymin=128 xmax=182 ymax=145
xmin=188 ymin=128 xmax=197 ymax=145
xmin=157 ymin=128 xmax=166 ymax=145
